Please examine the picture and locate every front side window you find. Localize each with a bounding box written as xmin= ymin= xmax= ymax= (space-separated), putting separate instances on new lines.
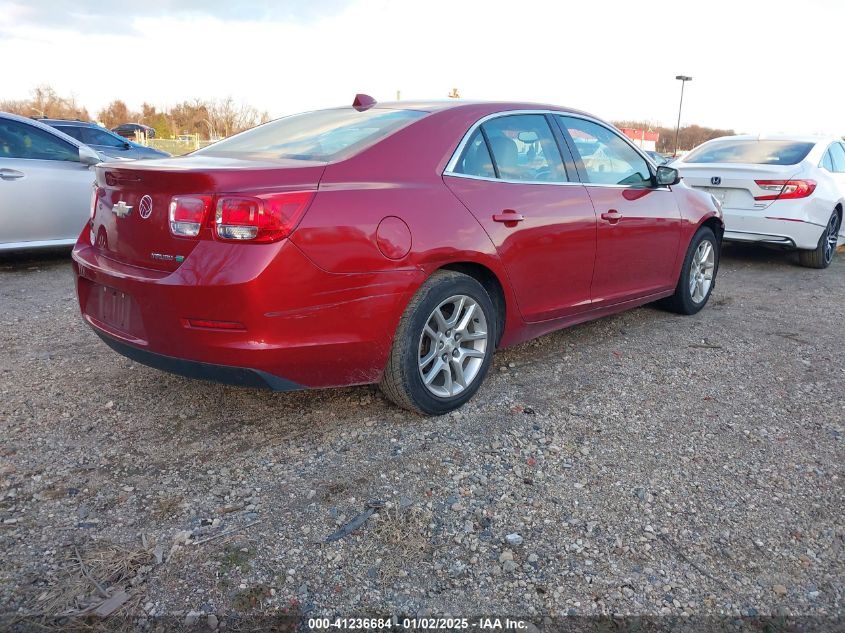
xmin=828 ymin=142 xmax=845 ymax=173
xmin=560 ymin=116 xmax=651 ymax=186
xmin=683 ymin=139 xmax=814 ymax=166
xmin=83 ymin=127 xmax=128 ymax=148
xmin=0 ymin=119 xmax=79 ymax=162
xmin=196 ymin=107 xmax=427 ymax=162
xmin=452 ymin=128 xmax=495 ymax=178
xmin=481 ymin=114 xmax=568 ymax=182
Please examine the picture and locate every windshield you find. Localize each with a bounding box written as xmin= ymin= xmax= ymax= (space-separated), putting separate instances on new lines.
xmin=683 ymin=139 xmax=814 ymax=165
xmin=195 ymin=107 xmax=427 ymax=162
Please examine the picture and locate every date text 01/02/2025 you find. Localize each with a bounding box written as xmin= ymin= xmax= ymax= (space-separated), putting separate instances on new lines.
xmin=306 ymin=617 xmax=529 ymax=630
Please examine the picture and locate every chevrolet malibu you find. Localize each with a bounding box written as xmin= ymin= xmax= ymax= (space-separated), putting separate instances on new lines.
xmin=72 ymin=96 xmax=723 ymax=415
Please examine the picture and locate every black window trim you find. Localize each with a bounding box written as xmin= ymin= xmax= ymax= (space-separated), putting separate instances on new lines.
xmin=443 ymin=109 xmax=666 ymax=189
xmin=478 ymin=125 xmax=500 ymax=179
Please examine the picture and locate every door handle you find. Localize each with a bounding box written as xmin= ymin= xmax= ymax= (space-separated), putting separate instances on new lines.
xmin=492 ymin=209 xmax=525 ymax=224
xmin=0 ymin=169 xmax=25 ymax=181
xmin=601 ymin=209 xmax=623 ymax=224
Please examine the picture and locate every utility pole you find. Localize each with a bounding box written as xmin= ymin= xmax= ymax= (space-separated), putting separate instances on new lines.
xmin=674 ymin=75 xmax=692 ymax=157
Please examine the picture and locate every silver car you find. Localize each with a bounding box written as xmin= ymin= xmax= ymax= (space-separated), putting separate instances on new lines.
xmin=0 ymin=112 xmax=104 ymax=252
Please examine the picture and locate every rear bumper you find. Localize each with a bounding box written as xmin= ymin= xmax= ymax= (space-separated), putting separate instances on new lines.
xmin=95 ymin=331 xmax=303 ymax=390
xmin=72 ymin=237 xmax=424 ymax=389
xmin=722 ymin=207 xmax=826 ymax=250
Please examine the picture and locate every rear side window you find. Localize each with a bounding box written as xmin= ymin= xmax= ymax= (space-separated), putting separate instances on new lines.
xmin=822 ymin=149 xmax=834 ymax=171
xmin=481 ymin=114 xmax=568 ymax=182
xmin=453 ymin=128 xmax=495 ymax=178
xmin=828 ymin=143 xmax=845 ymax=173
xmin=684 ymin=140 xmax=814 ymax=165
xmin=82 ymin=127 xmax=127 ymax=148
xmin=55 ymin=125 xmax=83 ymax=141
xmin=0 ymin=119 xmax=79 ymax=162
xmin=196 ymin=107 xmax=427 ymax=162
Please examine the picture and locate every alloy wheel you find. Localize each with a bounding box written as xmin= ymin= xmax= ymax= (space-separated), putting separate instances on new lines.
xmin=689 ymin=240 xmax=715 ymax=304
xmin=418 ymin=295 xmax=488 ymax=398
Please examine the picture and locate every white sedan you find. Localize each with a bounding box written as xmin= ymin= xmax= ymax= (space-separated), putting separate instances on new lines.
xmin=674 ymin=135 xmax=845 ymax=268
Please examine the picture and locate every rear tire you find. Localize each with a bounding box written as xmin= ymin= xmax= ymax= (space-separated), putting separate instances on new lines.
xmin=380 ymin=271 xmax=496 ymax=415
xmin=659 ymin=225 xmax=719 ymax=315
xmin=798 ymin=210 xmax=840 ymax=269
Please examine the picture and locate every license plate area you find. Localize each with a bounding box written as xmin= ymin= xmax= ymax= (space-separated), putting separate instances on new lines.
xmin=83 ymin=280 xmax=145 ymax=339
xmin=696 ymin=186 xmax=756 ymax=209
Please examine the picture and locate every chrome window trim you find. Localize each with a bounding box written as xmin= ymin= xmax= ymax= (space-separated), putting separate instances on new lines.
xmin=443 ymin=109 xmax=669 ymax=190
xmin=444 ymin=171 xmax=584 ymax=187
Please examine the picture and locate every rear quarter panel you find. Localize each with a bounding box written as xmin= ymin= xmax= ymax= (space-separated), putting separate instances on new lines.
xmin=289 ymin=107 xmax=525 ymax=346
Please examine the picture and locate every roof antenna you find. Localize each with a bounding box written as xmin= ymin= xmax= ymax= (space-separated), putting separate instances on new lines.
xmin=353 ymin=94 xmax=377 ymax=111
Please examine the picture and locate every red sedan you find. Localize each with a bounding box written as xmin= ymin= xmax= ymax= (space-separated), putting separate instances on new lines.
xmin=72 ymin=96 xmax=723 ymax=415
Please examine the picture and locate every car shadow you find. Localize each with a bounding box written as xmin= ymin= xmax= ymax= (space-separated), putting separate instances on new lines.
xmin=719 ymin=242 xmax=799 ymax=268
xmin=0 ymin=247 xmax=73 ymax=270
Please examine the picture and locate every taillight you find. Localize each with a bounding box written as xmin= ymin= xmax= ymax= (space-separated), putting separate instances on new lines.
xmin=169 ymin=196 xmax=212 ymax=237
xmin=754 ymin=180 xmax=816 ymax=201
xmin=89 ymin=187 xmax=101 ymax=220
xmin=214 ymin=191 xmax=315 ymax=243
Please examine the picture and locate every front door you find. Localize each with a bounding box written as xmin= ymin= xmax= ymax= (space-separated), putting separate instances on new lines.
xmin=444 ymin=113 xmax=597 ymax=322
xmin=556 ymin=115 xmax=682 ymax=306
xmin=0 ymin=118 xmax=93 ymax=247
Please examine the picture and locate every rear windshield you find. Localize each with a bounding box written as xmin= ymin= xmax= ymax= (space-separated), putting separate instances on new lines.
xmin=195 ymin=107 xmax=427 ymax=162
xmin=683 ymin=140 xmax=814 ymax=165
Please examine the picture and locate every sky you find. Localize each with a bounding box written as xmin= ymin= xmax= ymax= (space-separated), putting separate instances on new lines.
xmin=1 ymin=0 xmax=843 ymax=136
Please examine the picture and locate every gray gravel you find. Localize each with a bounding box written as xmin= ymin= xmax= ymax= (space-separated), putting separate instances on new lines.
xmin=0 ymin=244 xmax=843 ymax=626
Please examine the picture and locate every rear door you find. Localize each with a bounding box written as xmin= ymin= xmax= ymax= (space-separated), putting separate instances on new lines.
xmin=444 ymin=113 xmax=597 ymax=322
xmin=0 ymin=118 xmax=93 ymax=247
xmin=827 ymin=143 xmax=845 ymax=241
xmin=556 ymin=115 xmax=682 ymax=306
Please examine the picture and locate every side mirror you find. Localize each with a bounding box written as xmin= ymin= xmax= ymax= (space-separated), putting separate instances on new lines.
xmin=79 ymin=146 xmax=101 ymax=166
xmin=656 ymin=165 xmax=680 ymax=186
xmin=123 ymin=142 xmax=131 ymax=150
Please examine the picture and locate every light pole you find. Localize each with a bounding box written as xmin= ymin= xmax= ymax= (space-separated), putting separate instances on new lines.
xmin=674 ymin=75 xmax=692 ymax=157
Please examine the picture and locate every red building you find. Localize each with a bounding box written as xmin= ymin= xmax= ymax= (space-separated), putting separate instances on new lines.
xmin=619 ymin=127 xmax=659 ymax=151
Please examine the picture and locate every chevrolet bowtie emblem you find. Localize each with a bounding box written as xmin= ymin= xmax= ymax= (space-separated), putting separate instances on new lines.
xmin=112 ymin=200 xmax=132 ymax=217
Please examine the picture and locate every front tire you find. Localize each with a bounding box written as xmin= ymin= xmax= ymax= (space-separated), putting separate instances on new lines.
xmin=380 ymin=271 xmax=496 ymax=415
xmin=659 ymin=225 xmax=719 ymax=315
xmin=798 ymin=210 xmax=840 ymax=269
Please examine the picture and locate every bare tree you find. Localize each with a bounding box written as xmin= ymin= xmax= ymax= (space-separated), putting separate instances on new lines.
xmin=97 ymin=100 xmax=134 ymax=128
xmin=1 ymin=85 xmax=90 ymax=120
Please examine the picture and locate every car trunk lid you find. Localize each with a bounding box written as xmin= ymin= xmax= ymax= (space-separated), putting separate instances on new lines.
xmin=676 ymin=163 xmax=800 ymax=211
xmin=91 ymin=156 xmax=325 ymax=272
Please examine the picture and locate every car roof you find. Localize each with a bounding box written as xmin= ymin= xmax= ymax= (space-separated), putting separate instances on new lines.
xmin=40 ymin=118 xmax=100 ymax=127
xmin=0 ymin=111 xmax=89 ymax=149
xmin=371 ymin=99 xmax=597 ymax=118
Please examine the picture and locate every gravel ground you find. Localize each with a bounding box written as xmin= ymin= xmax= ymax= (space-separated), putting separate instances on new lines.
xmin=0 ymin=244 xmax=843 ymax=629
